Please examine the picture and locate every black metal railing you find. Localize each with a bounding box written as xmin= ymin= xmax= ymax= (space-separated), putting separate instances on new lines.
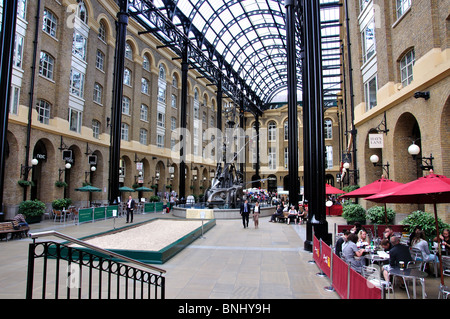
xmin=26 ymin=231 xmax=165 ymax=299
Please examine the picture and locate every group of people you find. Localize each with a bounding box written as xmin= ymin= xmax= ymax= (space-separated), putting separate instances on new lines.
xmin=268 ymin=202 xmax=308 ymax=224
xmin=335 ymin=222 xmax=450 ymax=281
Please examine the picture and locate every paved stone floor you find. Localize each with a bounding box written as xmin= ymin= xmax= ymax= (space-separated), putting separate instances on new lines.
xmin=0 ymin=211 xmax=446 ymax=300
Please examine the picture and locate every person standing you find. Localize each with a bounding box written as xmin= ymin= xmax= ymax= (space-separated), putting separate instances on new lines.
xmin=253 ymin=201 xmax=260 ymax=229
xmin=240 ymin=199 xmax=250 ymax=229
xmin=126 ymin=195 xmax=135 ymax=223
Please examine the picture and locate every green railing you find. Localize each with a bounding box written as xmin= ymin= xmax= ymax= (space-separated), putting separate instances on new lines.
xmin=78 ymin=202 xmax=164 ymax=224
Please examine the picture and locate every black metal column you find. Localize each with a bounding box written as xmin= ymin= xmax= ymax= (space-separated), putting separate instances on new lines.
xmin=0 ymin=0 xmax=18 ymax=221
xmin=302 ymin=0 xmax=330 ymax=250
xmin=179 ymin=41 xmax=188 ymax=200
xmin=285 ymin=0 xmax=299 ymax=208
xmin=255 ymin=115 xmax=260 ymax=183
xmin=217 ymin=77 xmax=223 ymax=161
xmin=108 ymin=1 xmax=128 ymax=204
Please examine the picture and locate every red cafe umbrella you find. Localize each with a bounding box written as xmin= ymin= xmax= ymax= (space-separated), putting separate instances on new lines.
xmin=365 ymin=171 xmax=450 ymax=286
xmin=340 ymin=176 xmax=404 ymax=224
xmin=325 ymin=183 xmax=345 ymax=195
xmin=340 ymin=176 xmax=403 ymax=199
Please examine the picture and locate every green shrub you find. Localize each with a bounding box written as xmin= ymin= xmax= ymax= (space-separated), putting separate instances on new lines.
xmin=52 ymin=198 xmax=72 ymax=210
xmin=18 ymin=199 xmax=46 ymax=218
xmin=366 ymin=205 xmax=396 ymax=224
xmin=401 ymin=210 xmax=450 ymax=240
xmin=342 ymin=203 xmax=366 ymax=224
xmin=149 ymin=195 xmax=160 ymax=202
xmin=343 ymin=185 xmax=360 ymax=193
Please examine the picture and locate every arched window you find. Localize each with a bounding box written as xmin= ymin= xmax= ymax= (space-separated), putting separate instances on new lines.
xmin=283 ymin=120 xmax=288 ymax=140
xmin=141 ymin=78 xmax=149 ymax=94
xmin=268 ymin=121 xmax=276 ymax=141
xmin=143 ymin=54 xmax=150 ymax=71
xmin=324 ymin=119 xmax=332 ymax=139
xmin=78 ymin=2 xmax=88 ymax=24
xmin=172 ymin=75 xmax=178 ymax=88
xmin=98 ymin=21 xmax=106 ymax=42
xmin=400 ymin=49 xmax=415 ymax=87
xmin=123 ymin=68 xmax=131 ymax=86
xmin=125 ymin=42 xmax=133 ymax=60
xmin=159 ymin=64 xmax=166 ymax=80
xmin=43 ymin=8 xmax=58 ymax=38
xmin=36 ymin=100 xmax=51 ymax=124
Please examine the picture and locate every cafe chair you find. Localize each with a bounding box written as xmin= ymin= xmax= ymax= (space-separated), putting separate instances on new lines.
xmin=403 ymin=261 xmax=426 ymax=299
xmin=52 ymin=209 xmax=64 ymax=222
xmin=438 ymin=284 xmax=450 ymax=299
xmin=410 ymin=247 xmax=438 ymax=277
xmin=442 ymin=256 xmax=450 ymax=277
xmin=362 ymin=265 xmax=394 ymax=299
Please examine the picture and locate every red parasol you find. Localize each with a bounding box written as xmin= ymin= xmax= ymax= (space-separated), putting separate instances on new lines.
xmin=325 ymin=183 xmax=345 ymax=195
xmin=339 ymin=176 xmax=404 ymax=225
xmin=365 ymin=171 xmax=450 ymax=286
xmin=340 ymin=176 xmax=403 ymax=199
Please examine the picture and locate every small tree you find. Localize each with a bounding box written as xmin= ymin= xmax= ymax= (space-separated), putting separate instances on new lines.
xmin=342 ymin=203 xmax=366 ymax=224
xmin=366 ymin=205 xmax=396 ymax=224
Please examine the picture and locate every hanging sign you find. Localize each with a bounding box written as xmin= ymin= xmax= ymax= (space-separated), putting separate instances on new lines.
xmin=369 ymin=134 xmax=384 ymax=148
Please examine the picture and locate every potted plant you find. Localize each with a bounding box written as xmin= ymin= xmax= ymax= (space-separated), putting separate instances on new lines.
xmin=149 ymin=195 xmax=160 ymax=202
xmin=52 ymin=198 xmax=72 ymax=211
xmin=18 ymin=199 xmax=46 ymax=223
xmin=342 ymin=203 xmax=366 ymax=225
xmin=18 ymin=180 xmax=34 ymax=187
xmin=366 ymin=205 xmax=396 ymax=224
xmin=55 ymin=180 xmax=68 ymax=188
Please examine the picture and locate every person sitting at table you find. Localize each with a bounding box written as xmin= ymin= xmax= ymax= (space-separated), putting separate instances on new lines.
xmin=286 ymin=206 xmax=298 ymax=225
xmin=411 ymin=229 xmax=439 ymax=263
xmin=382 ymin=236 xmax=412 ymax=281
xmin=357 ymin=229 xmax=370 ymax=248
xmin=342 ymin=232 xmax=365 ymax=273
xmin=269 ymin=204 xmax=284 ymax=222
xmin=335 ymin=230 xmax=350 ymax=258
xmin=298 ymin=205 xmax=308 ymax=224
xmin=380 ymin=238 xmax=392 ymax=251
xmin=433 ymin=228 xmax=450 ymax=256
xmin=408 ymin=225 xmax=422 ymax=247
xmin=350 ymin=222 xmax=362 ymax=234
xmin=383 ymin=226 xmax=394 ymax=242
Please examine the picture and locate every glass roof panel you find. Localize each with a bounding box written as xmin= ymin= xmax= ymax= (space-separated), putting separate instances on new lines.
xmin=131 ymin=0 xmax=341 ymax=105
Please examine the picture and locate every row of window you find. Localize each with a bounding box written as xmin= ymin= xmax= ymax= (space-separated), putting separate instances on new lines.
xmin=262 ymin=119 xmax=334 ymax=141
xmin=360 ymin=0 xmax=414 ymax=112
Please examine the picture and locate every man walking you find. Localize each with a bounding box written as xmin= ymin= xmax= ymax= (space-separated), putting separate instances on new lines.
xmin=126 ymin=195 xmax=135 ymax=223
xmin=240 ymin=199 xmax=251 ymax=228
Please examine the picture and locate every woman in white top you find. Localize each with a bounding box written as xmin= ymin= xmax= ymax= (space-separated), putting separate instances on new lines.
xmin=411 ymin=229 xmax=438 ymax=262
xmin=357 ymin=230 xmax=370 ymax=248
xmin=253 ymin=201 xmax=260 ymax=229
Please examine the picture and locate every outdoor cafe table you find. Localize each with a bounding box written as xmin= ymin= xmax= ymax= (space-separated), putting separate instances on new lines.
xmin=364 ymin=252 xmax=389 ymax=265
xmin=389 ymin=267 xmax=428 ymax=299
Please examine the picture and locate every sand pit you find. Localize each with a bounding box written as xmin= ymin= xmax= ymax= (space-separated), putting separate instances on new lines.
xmin=80 ymin=219 xmax=205 ymax=251
xmin=69 ymin=218 xmax=216 ymax=264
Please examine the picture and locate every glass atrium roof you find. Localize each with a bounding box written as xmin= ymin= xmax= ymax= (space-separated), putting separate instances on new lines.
xmin=129 ymin=0 xmax=342 ymax=108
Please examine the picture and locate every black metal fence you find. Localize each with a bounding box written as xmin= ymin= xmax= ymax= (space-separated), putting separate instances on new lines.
xmin=26 ymin=241 xmax=165 ymax=299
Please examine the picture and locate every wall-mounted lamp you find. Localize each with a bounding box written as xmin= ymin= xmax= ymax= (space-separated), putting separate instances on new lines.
xmin=20 ymin=158 xmax=38 ymax=178
xmin=58 ymin=162 xmax=71 ymax=181
xmin=407 ymin=142 xmax=434 ymax=170
xmin=370 ymin=154 xmax=390 ymax=178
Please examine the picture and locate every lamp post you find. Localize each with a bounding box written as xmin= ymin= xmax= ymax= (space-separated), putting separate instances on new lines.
xmin=369 ymin=154 xmax=390 ymax=179
xmin=408 ymin=142 xmax=434 ymax=171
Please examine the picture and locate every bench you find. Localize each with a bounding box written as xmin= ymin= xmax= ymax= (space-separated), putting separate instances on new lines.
xmin=0 ymin=221 xmax=30 ymax=241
